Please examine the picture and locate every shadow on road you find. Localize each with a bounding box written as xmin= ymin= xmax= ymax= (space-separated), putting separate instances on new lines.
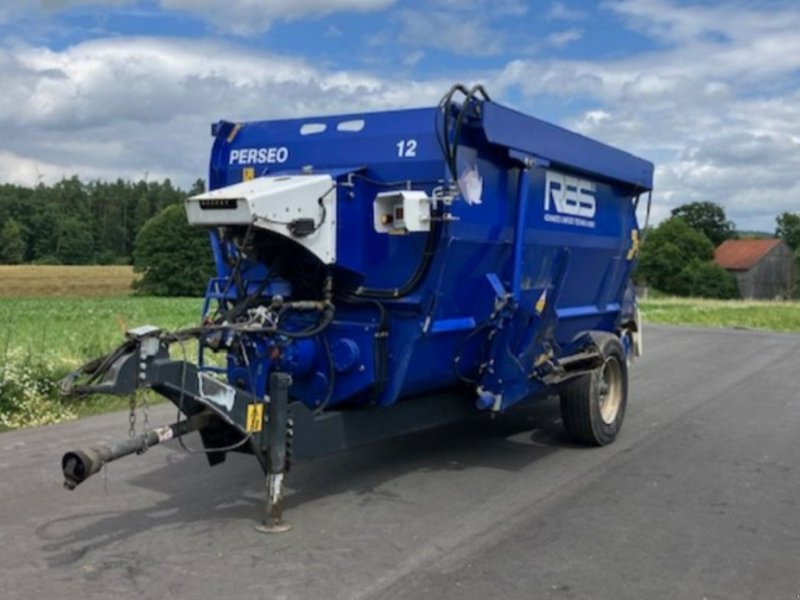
xmin=36 ymin=396 xmax=576 ymax=567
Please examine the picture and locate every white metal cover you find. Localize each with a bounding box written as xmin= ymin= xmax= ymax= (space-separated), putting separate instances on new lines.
xmin=185 ymin=174 xmax=336 ymax=263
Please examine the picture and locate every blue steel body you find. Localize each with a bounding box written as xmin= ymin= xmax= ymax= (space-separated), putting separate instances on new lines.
xmin=202 ymin=102 xmax=653 ymax=412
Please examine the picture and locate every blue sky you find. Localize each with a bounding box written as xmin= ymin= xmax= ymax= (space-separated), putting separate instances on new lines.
xmin=0 ymin=0 xmax=798 ymax=231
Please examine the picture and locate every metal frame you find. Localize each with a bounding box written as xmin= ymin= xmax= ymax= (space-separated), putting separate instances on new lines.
xmin=61 ymin=340 xmax=481 ymax=529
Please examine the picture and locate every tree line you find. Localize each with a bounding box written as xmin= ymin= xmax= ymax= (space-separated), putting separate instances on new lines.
xmin=0 ymin=176 xmax=205 ymax=265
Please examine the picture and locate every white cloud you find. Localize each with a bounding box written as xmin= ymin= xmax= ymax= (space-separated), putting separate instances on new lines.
xmin=393 ymin=8 xmax=504 ymax=56
xmin=162 ymin=0 xmax=395 ymax=34
xmin=40 ymin=0 xmax=133 ymax=7
xmin=0 ymin=148 xmax=172 ymax=186
xmin=605 ymin=0 xmax=800 ymax=45
xmin=403 ymin=50 xmax=425 ymax=67
xmin=0 ymin=0 xmax=396 ymax=33
xmin=390 ymin=0 xmax=532 ymax=57
xmin=0 ymin=0 xmax=130 ymax=23
xmin=547 ymin=2 xmax=587 ymax=21
xmin=492 ymin=0 xmax=800 ymax=231
xmin=431 ymin=0 xmax=529 ymax=16
xmin=0 ymin=37 xmax=446 ymax=187
xmin=545 ymin=28 xmax=584 ymax=48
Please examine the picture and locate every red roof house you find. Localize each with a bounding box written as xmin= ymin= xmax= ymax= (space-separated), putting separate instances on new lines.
xmin=714 ymin=239 xmax=793 ymax=299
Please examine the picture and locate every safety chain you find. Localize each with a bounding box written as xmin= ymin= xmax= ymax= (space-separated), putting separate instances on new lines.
xmin=285 ymin=417 xmax=294 ymax=473
xmin=128 ymin=392 xmax=137 ymax=438
xmin=141 ymin=390 xmax=151 ymax=430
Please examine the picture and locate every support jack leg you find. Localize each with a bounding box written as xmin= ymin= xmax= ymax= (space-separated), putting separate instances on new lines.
xmin=256 ymin=372 xmax=293 ymax=534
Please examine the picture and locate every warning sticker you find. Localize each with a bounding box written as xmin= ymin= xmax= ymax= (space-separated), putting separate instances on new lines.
xmin=246 ymin=403 xmax=264 ymax=433
xmin=535 ymin=290 xmax=548 ymax=315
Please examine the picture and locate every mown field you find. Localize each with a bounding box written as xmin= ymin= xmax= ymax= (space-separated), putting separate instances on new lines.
xmin=640 ymin=297 xmax=800 ymax=333
xmin=1 ymin=266 xmax=799 ymax=431
xmin=0 ymin=265 xmax=135 ymax=298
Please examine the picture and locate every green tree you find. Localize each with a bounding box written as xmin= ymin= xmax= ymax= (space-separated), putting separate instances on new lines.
xmin=55 ymin=218 xmax=95 ymax=264
xmin=0 ymin=218 xmax=26 ymax=264
xmin=0 ymin=176 xmax=199 ymax=265
xmin=791 ymin=249 xmax=800 ymax=300
xmin=670 ymin=259 xmax=739 ymax=299
xmin=27 ymin=184 xmax=60 ymax=260
xmin=189 ymin=178 xmax=206 ymax=196
xmin=776 ymin=212 xmax=800 ymax=250
xmin=671 ymin=201 xmax=736 ymax=247
xmin=133 ymin=204 xmax=213 ymax=296
xmin=637 ymin=217 xmax=715 ymax=292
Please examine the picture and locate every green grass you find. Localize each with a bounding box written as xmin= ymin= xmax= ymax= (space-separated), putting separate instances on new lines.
xmin=0 ymin=297 xmax=202 ymax=430
xmin=0 ymin=296 xmax=201 ymax=363
xmin=640 ymin=297 xmax=800 ymax=333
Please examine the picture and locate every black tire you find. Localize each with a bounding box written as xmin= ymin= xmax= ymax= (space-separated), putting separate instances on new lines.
xmin=559 ymin=332 xmax=628 ymax=446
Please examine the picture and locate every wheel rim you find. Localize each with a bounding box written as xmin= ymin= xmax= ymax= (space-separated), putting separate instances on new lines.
xmin=598 ymin=357 xmax=623 ymax=425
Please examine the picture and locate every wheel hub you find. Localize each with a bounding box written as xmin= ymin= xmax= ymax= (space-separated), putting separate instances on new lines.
xmin=598 ymin=357 xmax=623 ymax=425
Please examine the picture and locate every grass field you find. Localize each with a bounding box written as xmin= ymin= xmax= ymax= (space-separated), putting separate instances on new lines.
xmin=0 ymin=296 xmax=201 ymax=430
xmin=639 ymin=297 xmax=800 ymax=333
xmin=0 ymin=265 xmax=135 ymax=298
xmin=0 ymin=296 xmax=200 ymax=363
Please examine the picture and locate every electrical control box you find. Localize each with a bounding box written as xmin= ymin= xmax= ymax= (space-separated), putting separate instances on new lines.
xmin=373 ymin=190 xmax=431 ymax=233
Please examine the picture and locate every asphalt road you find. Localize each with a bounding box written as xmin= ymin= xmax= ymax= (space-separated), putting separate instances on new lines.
xmin=1 ymin=324 xmax=799 ymax=600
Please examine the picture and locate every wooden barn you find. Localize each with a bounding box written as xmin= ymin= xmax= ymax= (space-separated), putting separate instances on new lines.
xmin=714 ymin=239 xmax=794 ymax=300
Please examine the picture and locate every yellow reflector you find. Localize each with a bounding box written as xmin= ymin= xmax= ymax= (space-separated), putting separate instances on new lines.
xmin=246 ymin=403 xmax=264 ymax=433
xmin=535 ymin=290 xmax=547 ymax=314
xmin=627 ymin=229 xmax=640 ymax=260
xmin=226 ymin=122 xmax=242 ymax=143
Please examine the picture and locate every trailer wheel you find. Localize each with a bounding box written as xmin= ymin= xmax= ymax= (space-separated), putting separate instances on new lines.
xmin=559 ymin=333 xmax=627 ymax=446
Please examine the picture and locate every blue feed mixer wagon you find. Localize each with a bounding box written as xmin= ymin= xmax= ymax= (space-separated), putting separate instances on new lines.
xmin=61 ymin=84 xmax=653 ymax=531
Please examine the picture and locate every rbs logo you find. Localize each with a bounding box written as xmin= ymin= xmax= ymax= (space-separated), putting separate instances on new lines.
xmin=543 ymin=171 xmax=597 ymax=228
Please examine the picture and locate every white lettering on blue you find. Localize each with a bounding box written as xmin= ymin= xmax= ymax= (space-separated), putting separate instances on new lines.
xmin=544 ymin=171 xmax=596 ymax=229
xmin=229 ymin=147 xmax=290 ymax=166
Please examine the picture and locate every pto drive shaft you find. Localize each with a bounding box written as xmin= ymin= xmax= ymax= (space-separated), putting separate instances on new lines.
xmin=61 ymin=413 xmax=209 ymax=490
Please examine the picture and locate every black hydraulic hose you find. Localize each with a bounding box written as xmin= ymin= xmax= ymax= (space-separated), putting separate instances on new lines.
xmin=220 ymin=277 xmax=271 ymax=323
xmin=355 ymin=83 xmax=490 ymax=300
xmin=274 ymin=303 xmax=335 ymax=338
xmin=337 ymin=293 xmax=389 ymax=396
xmin=374 ymin=329 xmax=389 ymax=396
xmin=353 ymin=85 xmax=463 ymax=300
xmin=205 ymin=220 xmax=256 ymax=325
xmin=313 ymin=333 xmax=336 ymax=415
xmin=436 ymin=83 xmax=490 ymax=187
xmin=61 ymin=303 xmax=335 ymax=396
xmin=449 ymin=84 xmax=491 ymax=184
xmin=354 ymin=218 xmax=443 ymax=298
xmin=453 ymin=320 xmax=494 ymax=384
xmin=273 ymin=273 xmax=334 ymax=338
xmin=437 ymin=83 xmax=470 ymax=182
xmin=173 ymin=338 xmax=253 ymax=456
